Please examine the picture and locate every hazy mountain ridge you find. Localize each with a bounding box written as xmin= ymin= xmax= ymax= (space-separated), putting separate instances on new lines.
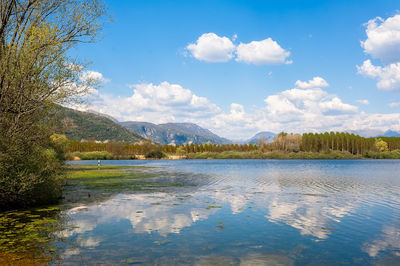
xmin=51 ymin=106 xmax=144 ymax=143
xmin=245 ymin=131 xmax=277 ymax=144
xmin=244 ymin=129 xmax=400 ymax=144
xmin=379 ymin=130 xmax=400 ymax=137
xmin=52 ymin=106 xmax=400 ymax=144
xmin=120 ymin=121 xmax=231 ymax=145
xmin=351 ymin=129 xmax=400 ymax=138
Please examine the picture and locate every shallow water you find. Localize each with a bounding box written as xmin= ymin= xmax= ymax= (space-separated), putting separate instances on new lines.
xmin=3 ymin=160 xmax=400 ymax=265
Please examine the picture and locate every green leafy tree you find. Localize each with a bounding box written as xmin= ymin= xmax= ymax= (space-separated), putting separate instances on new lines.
xmin=375 ymin=139 xmax=389 ymax=152
xmin=0 ymin=0 xmax=107 ymax=210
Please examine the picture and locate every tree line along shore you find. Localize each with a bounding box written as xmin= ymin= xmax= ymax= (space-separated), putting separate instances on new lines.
xmin=66 ymin=132 xmax=400 ymax=160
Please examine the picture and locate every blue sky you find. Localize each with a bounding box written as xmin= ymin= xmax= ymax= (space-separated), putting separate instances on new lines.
xmin=73 ymin=0 xmax=400 ymax=140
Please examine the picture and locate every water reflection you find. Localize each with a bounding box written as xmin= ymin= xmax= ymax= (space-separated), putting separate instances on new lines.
xmin=58 ymin=160 xmax=400 ymax=264
xmin=363 ymin=224 xmax=400 ymax=258
xmin=59 ymin=192 xmax=219 ymax=241
xmin=60 ymin=173 xmax=350 ymax=248
xmin=3 ymin=160 xmax=400 ymax=264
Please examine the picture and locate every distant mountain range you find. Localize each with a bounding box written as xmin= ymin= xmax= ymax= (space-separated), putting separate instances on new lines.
xmin=51 ymin=106 xmax=400 ymax=144
xmin=245 ymin=131 xmax=276 ymax=144
xmin=51 ymin=106 xmax=144 ymax=142
xmin=243 ymin=129 xmax=400 ymax=143
xmin=379 ymin=130 xmax=400 ymax=137
xmin=351 ymin=129 xmax=400 ymax=138
xmin=120 ymin=121 xmax=232 ymax=145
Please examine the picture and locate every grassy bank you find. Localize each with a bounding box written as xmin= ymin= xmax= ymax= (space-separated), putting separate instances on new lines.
xmin=63 ymin=165 xmax=187 ymax=204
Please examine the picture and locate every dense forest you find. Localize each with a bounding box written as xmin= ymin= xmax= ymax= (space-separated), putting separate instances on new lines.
xmin=66 ymin=132 xmax=400 ymax=159
xmin=50 ymin=106 xmax=144 ymax=143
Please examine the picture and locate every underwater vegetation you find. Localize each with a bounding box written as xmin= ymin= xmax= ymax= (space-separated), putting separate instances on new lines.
xmin=0 ymin=206 xmax=65 ymax=265
xmin=0 ymin=164 xmax=191 ymax=264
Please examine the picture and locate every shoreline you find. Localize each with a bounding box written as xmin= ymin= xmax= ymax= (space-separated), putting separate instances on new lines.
xmin=69 ymin=150 xmax=400 ymax=160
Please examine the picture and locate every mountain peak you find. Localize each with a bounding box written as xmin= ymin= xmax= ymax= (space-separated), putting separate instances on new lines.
xmin=246 ymin=131 xmax=277 ymax=144
xmin=120 ymin=121 xmax=231 ymax=145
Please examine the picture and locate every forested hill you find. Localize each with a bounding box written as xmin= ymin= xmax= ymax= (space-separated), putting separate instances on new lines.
xmin=50 ymin=106 xmax=144 ymax=143
xmin=120 ymin=121 xmax=232 ymax=145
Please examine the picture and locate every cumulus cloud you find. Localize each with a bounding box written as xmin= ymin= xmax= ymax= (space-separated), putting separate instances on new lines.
xmin=389 ymin=102 xmax=400 ymax=108
xmin=89 ymin=81 xmax=221 ymax=124
xmin=359 ymin=14 xmax=400 ymax=91
xmin=186 ymin=33 xmax=235 ymax=62
xmin=295 ymin=77 xmax=328 ymax=89
xmin=357 ymin=60 xmax=400 ymax=91
xmin=80 ymin=70 xmax=110 ymax=83
xmin=186 ymin=33 xmax=291 ymax=65
xmin=83 ymin=75 xmax=400 ymax=140
xmin=361 ymin=14 xmax=400 ymax=64
xmin=319 ymin=97 xmax=358 ymax=115
xmin=236 ymin=38 xmax=291 ymax=65
xmin=356 ymin=99 xmax=370 ymax=105
xmin=209 ymin=103 xmax=259 ymax=138
xmin=262 ymin=80 xmax=358 ymax=124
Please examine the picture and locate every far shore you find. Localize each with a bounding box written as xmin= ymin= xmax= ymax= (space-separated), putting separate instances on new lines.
xmin=70 ymin=150 xmax=400 ymax=160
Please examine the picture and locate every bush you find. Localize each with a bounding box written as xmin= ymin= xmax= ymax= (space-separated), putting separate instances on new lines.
xmin=145 ymin=150 xmax=166 ymax=159
xmin=0 ymin=134 xmax=65 ymax=211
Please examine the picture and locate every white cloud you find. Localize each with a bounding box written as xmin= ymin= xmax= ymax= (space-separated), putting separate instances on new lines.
xmin=83 ymin=74 xmax=400 ymax=140
xmin=186 ymin=33 xmax=291 ymax=65
xmin=359 ymin=15 xmax=400 ymax=91
xmin=389 ymin=102 xmax=400 ymax=108
xmin=361 ymin=14 xmax=400 ymax=64
xmin=236 ymin=38 xmax=291 ymax=65
xmin=232 ymin=33 xmax=238 ymax=41
xmin=295 ymin=77 xmax=328 ymax=89
xmin=261 ymin=81 xmax=358 ymax=125
xmin=186 ymin=33 xmax=235 ymax=62
xmin=89 ymin=81 xmax=221 ymax=124
xmin=319 ymin=97 xmax=358 ymax=115
xmin=210 ymin=103 xmax=258 ymax=138
xmin=356 ymin=99 xmax=370 ymax=105
xmin=357 ymin=59 xmax=400 ymax=91
xmin=80 ymin=70 xmax=110 ymax=83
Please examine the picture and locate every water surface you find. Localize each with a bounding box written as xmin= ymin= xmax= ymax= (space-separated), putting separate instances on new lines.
xmin=3 ymin=160 xmax=400 ymax=265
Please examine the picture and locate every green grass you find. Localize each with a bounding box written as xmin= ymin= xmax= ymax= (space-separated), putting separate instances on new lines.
xmin=64 ymin=165 xmax=186 ymax=193
xmin=67 ymin=164 xmax=148 ymax=171
xmin=205 ymin=205 xmax=222 ymax=210
xmin=67 ymin=169 xmax=155 ymax=180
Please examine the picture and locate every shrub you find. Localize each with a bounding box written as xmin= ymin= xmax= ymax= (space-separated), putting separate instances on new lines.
xmin=145 ymin=150 xmax=166 ymax=159
xmin=0 ymin=134 xmax=65 ymax=211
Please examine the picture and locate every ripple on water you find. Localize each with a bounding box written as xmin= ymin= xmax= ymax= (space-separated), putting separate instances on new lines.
xmin=3 ymin=159 xmax=400 ymax=265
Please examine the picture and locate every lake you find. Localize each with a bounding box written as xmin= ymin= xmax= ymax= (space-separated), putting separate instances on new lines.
xmin=2 ymin=159 xmax=400 ymax=265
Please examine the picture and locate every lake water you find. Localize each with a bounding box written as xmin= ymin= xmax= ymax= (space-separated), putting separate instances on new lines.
xmin=4 ymin=159 xmax=400 ymax=265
